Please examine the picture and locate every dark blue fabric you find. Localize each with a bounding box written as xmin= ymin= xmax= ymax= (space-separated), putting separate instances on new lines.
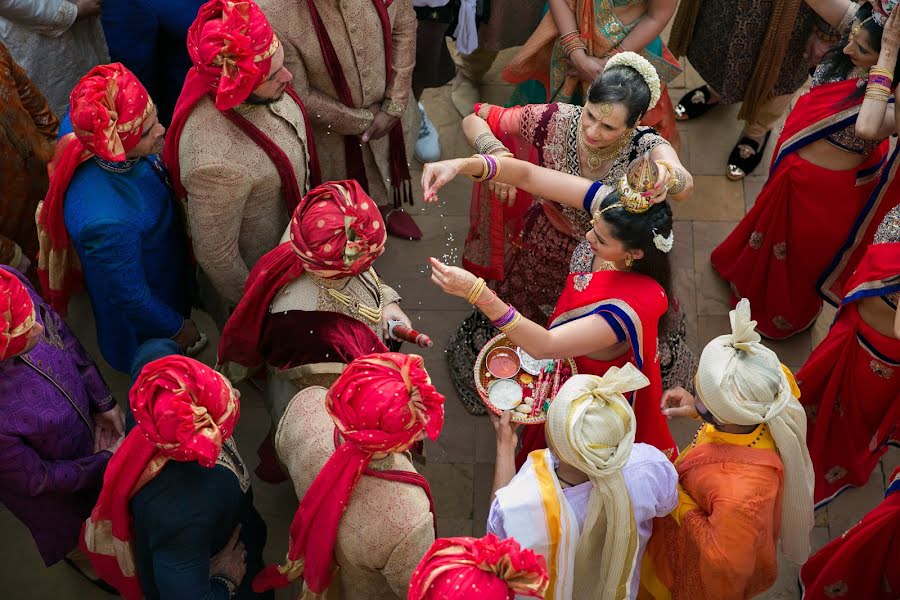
xmin=127 ymin=340 xmax=271 ymax=600
xmin=102 ymin=0 xmax=206 ymax=125
xmin=60 ymin=115 xmax=190 ymax=372
xmin=583 ymin=180 xmax=603 ymax=213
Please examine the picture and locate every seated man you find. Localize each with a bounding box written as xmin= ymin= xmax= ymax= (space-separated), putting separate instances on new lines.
xmin=800 ymin=467 xmax=900 ymax=599
xmin=408 ymin=533 xmax=550 ymax=599
xmin=83 ymin=344 xmax=270 ymax=599
xmin=165 ymin=0 xmax=319 ymax=322
xmin=488 ymin=364 xmax=678 ymax=600
xmin=0 ymin=266 xmax=122 ymax=589
xmin=36 ymin=63 xmax=199 ymax=372
xmin=641 ymin=299 xmax=815 ymax=600
xmin=253 ymin=352 xmax=444 ymax=599
xmin=218 ymin=180 xmax=409 ymax=480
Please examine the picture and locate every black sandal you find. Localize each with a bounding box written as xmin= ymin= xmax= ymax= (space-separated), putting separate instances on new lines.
xmin=674 ymin=85 xmax=719 ymax=121
xmin=64 ymin=557 xmax=121 ymax=595
xmin=727 ymin=131 xmax=772 ymax=181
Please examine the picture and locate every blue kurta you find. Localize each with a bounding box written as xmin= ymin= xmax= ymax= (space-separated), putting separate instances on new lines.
xmin=101 ymin=0 xmax=206 ymax=125
xmin=61 ymin=116 xmax=190 ymax=372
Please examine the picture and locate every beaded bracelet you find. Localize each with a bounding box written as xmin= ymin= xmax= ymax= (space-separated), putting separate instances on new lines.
xmin=474 ymin=132 xmax=499 ymax=154
xmin=492 ymin=306 xmax=517 ymax=329
xmin=211 ymin=575 xmax=237 ymax=598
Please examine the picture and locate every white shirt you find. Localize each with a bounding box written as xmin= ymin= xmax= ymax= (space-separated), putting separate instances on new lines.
xmin=487 ymin=443 xmax=679 ymax=600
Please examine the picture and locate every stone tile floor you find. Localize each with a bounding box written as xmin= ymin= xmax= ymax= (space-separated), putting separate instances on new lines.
xmin=4 ymin=49 xmax=897 ymax=599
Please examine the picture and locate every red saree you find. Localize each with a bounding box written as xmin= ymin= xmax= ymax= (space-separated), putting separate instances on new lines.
xmin=516 ymin=269 xmax=677 ymax=467
xmin=711 ymin=78 xmax=890 ymax=339
xmin=797 ymin=242 xmax=900 ymax=507
xmin=800 ymin=468 xmax=900 ymax=600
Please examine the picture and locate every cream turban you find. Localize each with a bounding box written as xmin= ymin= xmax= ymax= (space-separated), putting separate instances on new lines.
xmin=546 ymin=364 xmax=648 ymax=600
xmin=695 ymin=298 xmax=814 ymax=563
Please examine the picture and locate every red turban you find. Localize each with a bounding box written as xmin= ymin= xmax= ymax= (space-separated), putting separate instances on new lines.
xmin=36 ymin=63 xmax=154 ymax=314
xmin=0 ymin=268 xmax=36 ymax=360
xmin=217 ymin=180 xmax=386 ymax=370
xmin=82 ymin=355 xmax=240 ymax=600
xmin=409 ymin=534 xmax=550 ymax=600
xmin=253 ymin=353 xmax=445 ymax=595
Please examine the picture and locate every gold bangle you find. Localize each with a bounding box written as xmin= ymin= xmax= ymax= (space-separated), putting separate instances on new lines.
xmin=656 ymin=160 xmax=679 ymax=191
xmin=466 ymin=277 xmax=486 ymax=304
xmin=870 ymin=65 xmax=894 ymax=77
xmin=499 ymin=312 xmax=523 ymax=333
xmin=469 ymin=154 xmax=490 ymax=182
xmin=494 ymin=151 xmax=514 ymax=158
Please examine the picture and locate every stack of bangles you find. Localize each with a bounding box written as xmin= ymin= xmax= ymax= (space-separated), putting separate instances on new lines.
xmin=492 ymin=305 xmax=523 ymax=334
xmin=559 ymin=30 xmax=586 ymax=57
xmin=474 ymin=132 xmax=514 ymax=158
xmin=866 ymin=65 xmax=894 ymax=102
xmin=601 ymin=45 xmax=625 ymax=59
xmin=470 ymin=153 xmax=502 ymax=182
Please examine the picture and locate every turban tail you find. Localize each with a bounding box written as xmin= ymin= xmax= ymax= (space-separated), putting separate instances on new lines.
xmin=0 ymin=267 xmax=36 ymax=360
xmin=695 ymin=298 xmax=814 ymax=562
xmin=546 ymin=366 xmax=647 ymax=600
xmin=217 ymin=180 xmax=386 ymax=371
xmin=82 ymin=356 xmax=240 ymax=599
xmin=253 ymin=353 xmax=445 ymax=595
xmin=36 ymin=63 xmax=153 ymax=314
xmin=408 ymin=534 xmax=550 ymax=599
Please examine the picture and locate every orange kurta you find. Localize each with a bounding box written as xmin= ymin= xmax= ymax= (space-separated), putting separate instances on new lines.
xmin=639 ymin=425 xmax=784 ymax=600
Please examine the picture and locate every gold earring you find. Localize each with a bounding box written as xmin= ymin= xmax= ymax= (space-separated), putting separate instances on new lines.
xmin=624 ymin=254 xmax=634 ymax=269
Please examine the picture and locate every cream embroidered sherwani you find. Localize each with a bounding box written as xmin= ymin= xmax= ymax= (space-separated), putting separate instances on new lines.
xmin=178 ymin=94 xmax=310 ymax=314
xmin=277 ymin=386 xmax=435 ymax=599
xmin=258 ymin=0 xmax=418 ymax=206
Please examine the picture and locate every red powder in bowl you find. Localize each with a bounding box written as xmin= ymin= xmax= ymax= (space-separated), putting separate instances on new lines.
xmin=488 ymin=349 xmax=520 ymax=379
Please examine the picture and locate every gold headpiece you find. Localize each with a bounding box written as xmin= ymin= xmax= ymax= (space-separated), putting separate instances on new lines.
xmin=597 ymin=154 xmax=660 ymax=215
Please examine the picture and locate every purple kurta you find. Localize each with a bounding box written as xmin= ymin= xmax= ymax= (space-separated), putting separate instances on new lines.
xmin=0 ymin=266 xmax=116 ymax=565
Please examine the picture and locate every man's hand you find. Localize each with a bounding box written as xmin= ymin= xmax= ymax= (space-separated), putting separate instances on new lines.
xmin=93 ymin=405 xmax=125 ymax=453
xmin=209 ymin=526 xmax=247 ymax=588
xmin=361 ymin=109 xmax=400 ymax=143
xmin=381 ymin=302 xmax=411 ymax=340
xmin=490 ymin=410 xmax=522 ymax=450
xmin=75 ymin=0 xmax=102 ymax=21
xmin=660 ymin=386 xmax=699 ymax=420
xmin=172 ymin=319 xmax=201 ymax=350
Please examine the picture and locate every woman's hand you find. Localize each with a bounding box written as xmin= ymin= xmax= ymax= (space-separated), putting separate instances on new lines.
xmin=429 ymin=257 xmax=478 ymax=299
xmin=882 ymin=8 xmax=900 ymax=54
xmin=660 ymin=386 xmax=698 ymax=420
xmin=422 ymin=159 xmax=464 ymax=202
xmin=487 ymin=180 xmax=517 ymax=207
xmin=569 ymin=53 xmax=608 ymax=87
xmin=381 ymin=302 xmax=411 ymax=340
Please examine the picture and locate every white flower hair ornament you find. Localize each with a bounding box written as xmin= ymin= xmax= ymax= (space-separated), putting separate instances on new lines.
xmin=652 ymin=228 xmax=674 ymax=253
xmin=604 ymin=51 xmax=662 ymax=111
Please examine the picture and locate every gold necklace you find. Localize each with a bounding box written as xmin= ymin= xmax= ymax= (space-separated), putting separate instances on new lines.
xmin=578 ymin=127 xmax=631 ymax=170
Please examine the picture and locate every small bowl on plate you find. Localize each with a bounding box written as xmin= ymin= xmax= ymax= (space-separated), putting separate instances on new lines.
xmin=488 ymin=379 xmax=524 ymax=411
xmin=486 ymin=347 xmax=521 ymax=379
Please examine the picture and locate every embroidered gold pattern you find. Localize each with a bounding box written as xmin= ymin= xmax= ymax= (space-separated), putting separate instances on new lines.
xmin=824 ymin=465 xmax=848 ymax=484
xmin=749 ymin=231 xmax=764 ymax=249
xmin=773 ymin=242 xmax=787 ymax=260
xmin=869 ymin=360 xmax=894 ymax=379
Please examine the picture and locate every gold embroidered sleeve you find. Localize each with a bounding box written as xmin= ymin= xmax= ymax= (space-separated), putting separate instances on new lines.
xmin=382 ymin=0 xmax=417 ymax=115
xmin=380 ymin=282 xmax=402 ymax=307
xmin=280 ymin=36 xmax=375 ymax=135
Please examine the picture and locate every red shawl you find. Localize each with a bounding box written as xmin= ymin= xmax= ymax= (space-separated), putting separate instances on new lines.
xmin=81 ymin=356 xmax=240 ymax=600
xmin=164 ymin=0 xmax=320 ymax=209
xmin=0 ymin=267 xmax=36 ymax=360
xmin=252 ymin=353 xmax=445 ymax=595
xmin=217 ymin=180 xmax=386 ymax=370
xmin=36 ymin=64 xmax=154 ymax=314
xmin=304 ymin=0 xmax=411 ymax=206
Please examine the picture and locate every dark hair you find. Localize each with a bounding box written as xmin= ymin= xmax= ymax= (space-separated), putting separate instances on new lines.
xmin=597 ymin=189 xmax=673 ymax=331
xmin=819 ymin=4 xmax=900 ymax=100
xmin=586 ymin=65 xmax=651 ymax=127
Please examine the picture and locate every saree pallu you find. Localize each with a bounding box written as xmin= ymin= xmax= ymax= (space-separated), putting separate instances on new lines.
xmin=796 ymin=242 xmax=900 ymax=507
xmin=710 ymin=78 xmax=889 ymax=339
xmin=502 ymin=0 xmax=681 ymax=145
xmin=516 ymin=270 xmax=677 ymax=468
xmin=799 ymin=469 xmax=900 ymax=600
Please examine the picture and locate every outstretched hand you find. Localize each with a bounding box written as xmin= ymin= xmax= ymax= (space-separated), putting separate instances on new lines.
xmin=421 ymin=159 xmax=463 ymax=202
xmin=660 ymin=386 xmax=698 ymax=420
xmin=429 ymin=257 xmax=478 ymax=299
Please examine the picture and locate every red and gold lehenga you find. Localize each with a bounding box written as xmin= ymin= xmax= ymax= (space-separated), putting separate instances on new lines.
xmin=516 ymin=267 xmax=678 ymax=466
xmin=796 ymin=204 xmax=900 ymax=507
xmin=800 ymin=468 xmax=900 ymax=600
xmin=711 ymin=68 xmax=896 ymax=339
xmin=449 ymin=102 xmax=697 ymax=414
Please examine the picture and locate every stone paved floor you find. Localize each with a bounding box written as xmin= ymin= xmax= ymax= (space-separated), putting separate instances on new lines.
xmin=3 ymin=49 xmax=897 ymax=599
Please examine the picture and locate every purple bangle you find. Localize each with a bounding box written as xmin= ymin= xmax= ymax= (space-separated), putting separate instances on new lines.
xmin=481 ymin=154 xmax=498 ymax=181
xmin=492 ymin=306 xmax=517 ymax=329
xmin=869 ymin=73 xmax=893 ymax=88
